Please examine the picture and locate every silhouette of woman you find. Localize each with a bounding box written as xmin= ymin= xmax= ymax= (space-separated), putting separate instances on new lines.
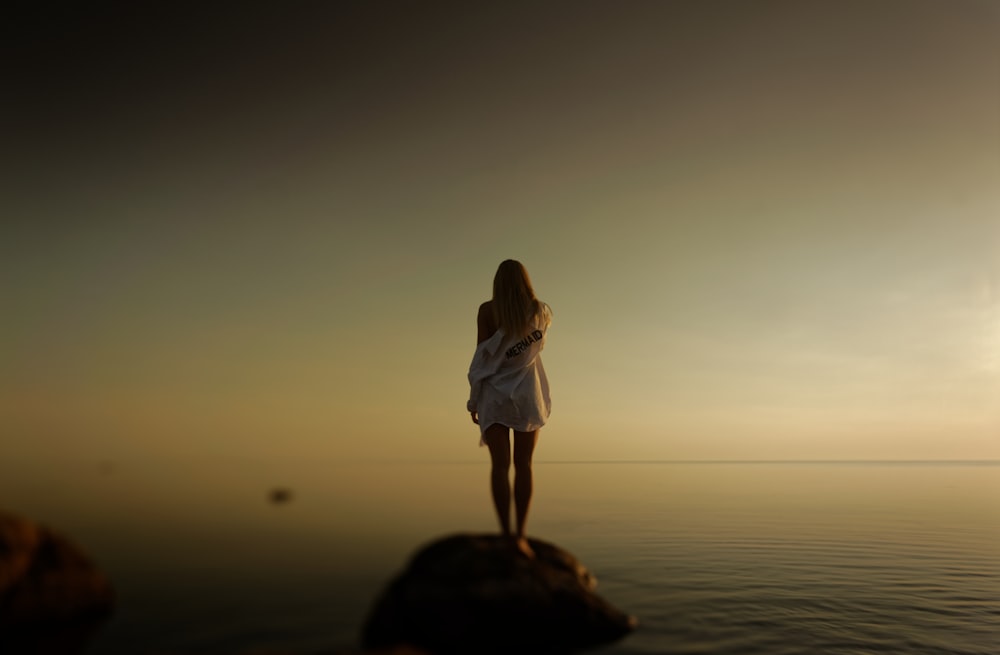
xmin=467 ymin=259 xmax=552 ymax=557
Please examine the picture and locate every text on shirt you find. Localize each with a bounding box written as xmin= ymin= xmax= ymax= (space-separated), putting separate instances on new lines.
xmin=505 ymin=330 xmax=544 ymax=359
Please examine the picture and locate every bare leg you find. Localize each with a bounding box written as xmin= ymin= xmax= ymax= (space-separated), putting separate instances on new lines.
xmin=513 ymin=429 xmax=539 ymax=557
xmin=483 ymin=423 xmax=512 ymax=536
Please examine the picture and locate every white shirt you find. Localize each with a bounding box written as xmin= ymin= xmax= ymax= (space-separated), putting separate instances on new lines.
xmin=467 ymin=303 xmax=552 ymax=443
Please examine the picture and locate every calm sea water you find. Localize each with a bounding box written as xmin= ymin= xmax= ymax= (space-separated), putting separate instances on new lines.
xmin=3 ymin=459 xmax=998 ymax=654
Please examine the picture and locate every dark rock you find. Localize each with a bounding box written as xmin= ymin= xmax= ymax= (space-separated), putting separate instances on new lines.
xmin=361 ymin=533 xmax=637 ymax=655
xmin=0 ymin=511 xmax=115 ymax=654
xmin=338 ymin=647 xmax=432 ymax=655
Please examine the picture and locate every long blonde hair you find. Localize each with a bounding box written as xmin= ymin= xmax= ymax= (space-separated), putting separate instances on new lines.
xmin=492 ymin=259 xmax=540 ymax=336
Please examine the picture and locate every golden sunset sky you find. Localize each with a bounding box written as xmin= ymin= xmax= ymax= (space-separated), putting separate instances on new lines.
xmin=4 ymin=1 xmax=998 ymax=463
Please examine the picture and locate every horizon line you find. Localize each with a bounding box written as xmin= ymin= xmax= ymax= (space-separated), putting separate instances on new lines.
xmin=536 ymin=458 xmax=1000 ymax=465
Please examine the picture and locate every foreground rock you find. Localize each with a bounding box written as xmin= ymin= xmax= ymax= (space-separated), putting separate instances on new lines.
xmin=0 ymin=511 xmax=115 ymax=654
xmin=361 ymin=533 xmax=636 ymax=655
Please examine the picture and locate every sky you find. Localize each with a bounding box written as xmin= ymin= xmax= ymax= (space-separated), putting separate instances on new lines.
xmin=4 ymin=1 xmax=999 ymax=463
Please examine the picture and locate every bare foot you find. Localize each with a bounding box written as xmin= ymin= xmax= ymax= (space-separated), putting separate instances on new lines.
xmin=514 ymin=536 xmax=535 ymax=559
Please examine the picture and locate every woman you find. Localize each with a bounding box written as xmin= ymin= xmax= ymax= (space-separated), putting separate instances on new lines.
xmin=467 ymin=259 xmax=552 ymax=557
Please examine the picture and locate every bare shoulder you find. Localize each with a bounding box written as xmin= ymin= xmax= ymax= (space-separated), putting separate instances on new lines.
xmin=476 ymin=300 xmax=497 ymax=343
xmin=477 ymin=300 xmax=495 ymax=327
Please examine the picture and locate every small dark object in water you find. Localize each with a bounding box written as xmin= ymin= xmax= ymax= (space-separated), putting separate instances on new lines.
xmin=269 ymin=488 xmax=293 ymax=504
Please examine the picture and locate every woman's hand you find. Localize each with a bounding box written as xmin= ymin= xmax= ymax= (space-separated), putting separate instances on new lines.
xmin=470 ymin=411 xmax=479 ymax=425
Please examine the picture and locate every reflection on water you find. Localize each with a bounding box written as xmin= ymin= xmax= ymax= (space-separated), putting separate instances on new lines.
xmin=2 ymin=458 xmax=998 ymax=654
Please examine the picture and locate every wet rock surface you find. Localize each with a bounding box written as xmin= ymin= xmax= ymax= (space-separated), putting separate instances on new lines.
xmin=0 ymin=511 xmax=115 ymax=654
xmin=362 ymin=533 xmax=636 ymax=655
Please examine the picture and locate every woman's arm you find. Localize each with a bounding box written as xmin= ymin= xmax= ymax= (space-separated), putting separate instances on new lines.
xmin=470 ymin=301 xmax=497 ymax=423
